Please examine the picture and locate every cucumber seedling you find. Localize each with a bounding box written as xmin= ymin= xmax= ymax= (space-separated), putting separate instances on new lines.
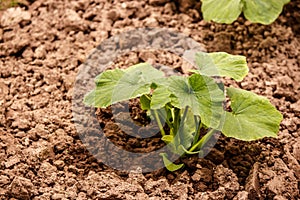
xmin=84 ymin=52 xmax=282 ymax=171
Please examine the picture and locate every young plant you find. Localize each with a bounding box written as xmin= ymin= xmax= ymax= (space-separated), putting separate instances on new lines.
xmin=84 ymin=52 xmax=282 ymax=171
xmin=201 ymin=0 xmax=290 ymax=25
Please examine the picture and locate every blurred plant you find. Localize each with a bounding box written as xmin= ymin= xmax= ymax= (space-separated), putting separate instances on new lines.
xmin=201 ymin=0 xmax=290 ymax=25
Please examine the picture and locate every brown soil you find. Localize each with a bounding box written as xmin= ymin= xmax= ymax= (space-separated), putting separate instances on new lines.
xmin=0 ymin=0 xmax=299 ymax=199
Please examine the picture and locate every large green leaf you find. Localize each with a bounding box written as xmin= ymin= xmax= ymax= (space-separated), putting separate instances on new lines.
xmin=201 ymin=0 xmax=243 ymax=24
xmin=195 ymin=52 xmax=248 ymax=82
xmin=243 ymin=0 xmax=290 ymax=25
xmin=84 ymin=69 xmax=125 ymax=107
xmin=111 ymin=63 xmax=165 ymax=103
xmin=222 ymin=87 xmax=283 ymax=141
xmin=167 ymin=74 xmax=225 ymax=129
xmin=84 ymin=63 xmax=164 ymax=108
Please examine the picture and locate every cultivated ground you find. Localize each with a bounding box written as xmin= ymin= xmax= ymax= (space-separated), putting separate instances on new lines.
xmin=0 ymin=0 xmax=299 ymax=199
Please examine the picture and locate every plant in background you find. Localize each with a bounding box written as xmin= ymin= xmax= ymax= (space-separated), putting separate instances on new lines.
xmin=0 ymin=0 xmax=19 ymax=10
xmin=201 ymin=0 xmax=290 ymax=25
xmin=84 ymin=52 xmax=282 ymax=171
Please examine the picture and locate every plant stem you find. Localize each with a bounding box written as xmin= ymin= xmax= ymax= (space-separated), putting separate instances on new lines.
xmin=175 ymin=106 xmax=189 ymax=149
xmin=153 ymin=110 xmax=165 ymax=136
xmin=178 ymin=106 xmax=189 ymax=134
xmin=172 ymin=108 xmax=180 ymax=137
xmin=192 ymin=116 xmax=202 ymax=146
xmin=163 ymin=107 xmax=173 ymax=129
xmin=189 ymin=129 xmax=217 ymax=152
xmin=144 ymin=94 xmax=151 ymax=100
xmin=182 ymin=107 xmax=189 ymax=122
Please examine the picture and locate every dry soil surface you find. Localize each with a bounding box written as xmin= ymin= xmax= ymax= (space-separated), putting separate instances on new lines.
xmin=0 ymin=0 xmax=299 ymax=199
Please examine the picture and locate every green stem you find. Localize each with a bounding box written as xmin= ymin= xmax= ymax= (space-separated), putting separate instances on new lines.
xmin=144 ymin=94 xmax=151 ymax=100
xmin=171 ymin=108 xmax=182 ymax=147
xmin=178 ymin=106 xmax=189 ymax=134
xmin=175 ymin=106 xmax=189 ymax=151
xmin=153 ymin=110 xmax=165 ymax=136
xmin=163 ymin=107 xmax=173 ymax=129
xmin=189 ymin=129 xmax=217 ymax=152
xmin=192 ymin=116 xmax=202 ymax=146
xmin=173 ymin=108 xmax=180 ymax=137
xmin=182 ymin=107 xmax=189 ymax=121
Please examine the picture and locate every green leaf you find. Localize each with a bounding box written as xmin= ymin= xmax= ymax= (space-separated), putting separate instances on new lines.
xmin=201 ymin=0 xmax=243 ymax=24
xmin=112 ymin=63 xmax=165 ymax=103
xmin=201 ymin=0 xmax=290 ymax=25
xmin=84 ymin=69 xmax=125 ymax=107
xmin=124 ymin=63 xmax=164 ymax=83
xmin=84 ymin=63 xmax=164 ymax=108
xmin=151 ymin=85 xmax=172 ymax=109
xmin=168 ymin=74 xmax=225 ymax=129
xmin=140 ymin=95 xmax=151 ymax=110
xmin=161 ymin=135 xmax=174 ymax=143
xmin=195 ymin=52 xmax=249 ymax=82
xmin=160 ymin=153 xmax=184 ymax=172
xmin=243 ymin=0 xmax=290 ymax=25
xmin=222 ymin=87 xmax=283 ymax=141
xmin=161 ymin=135 xmax=178 ymax=154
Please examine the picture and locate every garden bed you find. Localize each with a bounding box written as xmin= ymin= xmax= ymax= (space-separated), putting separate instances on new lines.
xmin=0 ymin=0 xmax=299 ymax=199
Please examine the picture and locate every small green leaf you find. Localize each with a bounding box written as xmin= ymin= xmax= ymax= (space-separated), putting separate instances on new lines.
xmin=243 ymin=0 xmax=290 ymax=25
xmin=140 ymin=95 xmax=151 ymax=110
xmin=168 ymin=74 xmax=225 ymax=129
xmin=195 ymin=52 xmax=249 ymax=82
xmin=161 ymin=135 xmax=179 ymax=155
xmin=160 ymin=153 xmax=184 ymax=172
xmin=162 ymin=135 xmax=174 ymax=143
xmin=222 ymin=87 xmax=283 ymax=141
xmin=201 ymin=0 xmax=243 ymax=24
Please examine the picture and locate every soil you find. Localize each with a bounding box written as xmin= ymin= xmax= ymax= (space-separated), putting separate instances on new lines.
xmin=0 ymin=0 xmax=299 ymax=199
